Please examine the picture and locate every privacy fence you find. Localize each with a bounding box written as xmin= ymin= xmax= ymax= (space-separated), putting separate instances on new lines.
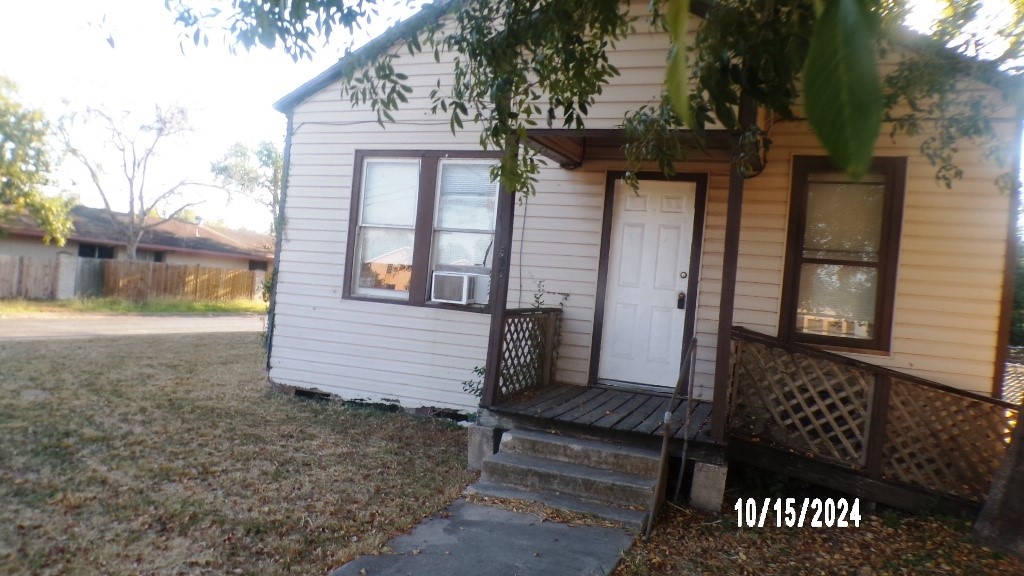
xmin=0 ymin=255 xmax=60 ymax=299
xmin=101 ymin=261 xmax=261 ymax=301
xmin=0 ymin=255 xmax=264 ymax=301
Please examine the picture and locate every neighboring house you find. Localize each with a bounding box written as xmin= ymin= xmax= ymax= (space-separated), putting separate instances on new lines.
xmin=0 ymin=205 xmax=275 ymax=270
xmin=268 ymin=2 xmax=1020 ymax=512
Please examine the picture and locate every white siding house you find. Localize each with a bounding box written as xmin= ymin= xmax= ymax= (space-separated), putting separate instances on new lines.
xmin=268 ymin=2 xmax=1018 ymax=421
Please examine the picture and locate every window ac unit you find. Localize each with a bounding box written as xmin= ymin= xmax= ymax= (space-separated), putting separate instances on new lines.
xmin=431 ymin=272 xmax=490 ymax=305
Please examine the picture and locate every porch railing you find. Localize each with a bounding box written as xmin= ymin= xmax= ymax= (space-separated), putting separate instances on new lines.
xmin=729 ymin=327 xmax=1019 ymax=503
xmin=490 ymin=307 xmax=562 ymax=405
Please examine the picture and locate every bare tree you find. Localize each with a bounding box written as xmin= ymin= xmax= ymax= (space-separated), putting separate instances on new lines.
xmin=57 ymin=105 xmax=215 ymax=259
xmin=211 ymin=141 xmax=282 ymax=235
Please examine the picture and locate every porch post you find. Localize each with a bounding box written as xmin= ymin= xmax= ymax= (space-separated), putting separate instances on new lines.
xmin=481 ymin=185 xmax=516 ymax=408
xmin=710 ymin=160 xmax=746 ymax=443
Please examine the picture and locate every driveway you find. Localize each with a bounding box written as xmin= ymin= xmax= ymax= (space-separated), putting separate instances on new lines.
xmin=0 ymin=314 xmax=264 ymax=341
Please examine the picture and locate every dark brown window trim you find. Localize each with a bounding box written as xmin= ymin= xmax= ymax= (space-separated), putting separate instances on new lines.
xmin=588 ymin=171 xmax=709 ymax=387
xmin=779 ymin=156 xmax=907 ymax=352
xmin=343 ymin=149 xmax=505 ymax=313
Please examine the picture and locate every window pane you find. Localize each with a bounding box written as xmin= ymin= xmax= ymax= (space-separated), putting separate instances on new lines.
xmin=355 ymin=227 xmax=414 ymax=296
xmin=436 ymin=162 xmax=498 ymax=231
xmin=433 ymin=231 xmax=494 ymax=269
xmin=362 ymin=160 xmax=420 ymax=227
xmin=795 ymin=264 xmax=878 ymax=340
xmin=803 ymin=179 xmax=884 ymax=262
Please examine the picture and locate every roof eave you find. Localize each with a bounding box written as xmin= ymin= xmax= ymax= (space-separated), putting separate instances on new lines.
xmin=273 ymin=1 xmax=455 ymax=114
xmin=273 ymin=1 xmax=719 ymax=114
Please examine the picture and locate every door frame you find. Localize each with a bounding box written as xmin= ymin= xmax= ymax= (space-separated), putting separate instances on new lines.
xmin=589 ymin=171 xmax=708 ymax=387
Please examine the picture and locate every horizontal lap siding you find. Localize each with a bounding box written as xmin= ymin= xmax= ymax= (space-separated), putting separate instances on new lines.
xmin=271 ymin=40 xmax=497 ymax=410
xmin=735 ymin=113 xmax=1015 ymax=396
xmin=271 ymin=7 xmax=685 ymax=407
xmin=274 ymin=4 xmax=1013 ymax=410
xmin=507 ymin=167 xmax=605 ymax=386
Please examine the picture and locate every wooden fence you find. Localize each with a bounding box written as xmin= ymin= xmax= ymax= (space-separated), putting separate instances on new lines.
xmin=0 ymin=255 xmax=58 ymax=299
xmin=729 ymin=327 xmax=1019 ymax=506
xmin=102 ymin=260 xmax=260 ymax=301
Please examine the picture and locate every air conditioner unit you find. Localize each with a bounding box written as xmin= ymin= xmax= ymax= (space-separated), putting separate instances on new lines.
xmin=431 ymin=272 xmax=491 ymax=305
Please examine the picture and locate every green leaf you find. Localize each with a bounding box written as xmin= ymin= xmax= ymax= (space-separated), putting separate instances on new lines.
xmin=803 ymin=0 xmax=881 ymax=179
xmin=664 ymin=0 xmax=693 ymax=129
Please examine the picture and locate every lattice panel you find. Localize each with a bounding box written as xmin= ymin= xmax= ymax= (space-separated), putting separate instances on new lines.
xmin=499 ymin=315 xmax=544 ymax=400
xmin=495 ymin=310 xmax=561 ymax=403
xmin=881 ymin=379 xmax=1018 ymax=501
xmin=1003 ymin=361 xmax=1024 ymax=405
xmin=730 ymin=340 xmax=871 ymax=468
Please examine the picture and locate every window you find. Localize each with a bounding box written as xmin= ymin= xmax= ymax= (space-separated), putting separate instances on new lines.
xmin=78 ymin=243 xmax=114 ymax=259
xmin=780 ymin=156 xmax=906 ymax=351
xmin=345 ymin=151 xmax=502 ymax=307
xmin=137 ymin=250 xmax=165 ymax=263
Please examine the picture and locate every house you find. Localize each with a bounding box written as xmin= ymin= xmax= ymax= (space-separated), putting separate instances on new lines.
xmin=1 ymin=205 xmax=275 ymax=300
xmin=267 ymin=1 xmax=1021 ymax=514
xmin=1 ymin=205 xmax=275 ymax=270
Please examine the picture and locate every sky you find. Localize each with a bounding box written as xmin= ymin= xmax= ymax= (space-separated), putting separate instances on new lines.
xmin=0 ymin=0 xmax=416 ymax=233
xmin=0 ymin=1 xmax=1016 ymax=234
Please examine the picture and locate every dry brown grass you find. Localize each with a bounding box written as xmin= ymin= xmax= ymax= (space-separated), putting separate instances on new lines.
xmin=615 ymin=485 xmax=1024 ymax=576
xmin=0 ymin=333 xmax=473 ymax=575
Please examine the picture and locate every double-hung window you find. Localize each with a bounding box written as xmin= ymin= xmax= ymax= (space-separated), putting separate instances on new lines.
xmin=351 ymin=158 xmax=420 ymax=299
xmin=781 ymin=156 xmax=906 ymax=351
xmin=346 ymin=151 xmax=502 ymax=308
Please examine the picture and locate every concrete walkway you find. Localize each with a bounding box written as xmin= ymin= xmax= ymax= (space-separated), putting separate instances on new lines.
xmin=330 ymin=499 xmax=635 ymax=576
xmin=0 ymin=314 xmax=263 ymax=341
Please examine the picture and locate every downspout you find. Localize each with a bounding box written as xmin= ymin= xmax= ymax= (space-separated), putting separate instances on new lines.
xmin=992 ymin=103 xmax=1024 ymax=399
xmin=265 ymin=113 xmax=294 ymax=372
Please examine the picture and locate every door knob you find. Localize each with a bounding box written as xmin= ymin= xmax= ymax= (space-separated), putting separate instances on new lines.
xmin=677 ymin=292 xmax=686 ymax=309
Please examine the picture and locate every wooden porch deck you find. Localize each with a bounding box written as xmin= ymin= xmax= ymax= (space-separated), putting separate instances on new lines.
xmin=490 ymin=383 xmax=713 ymax=443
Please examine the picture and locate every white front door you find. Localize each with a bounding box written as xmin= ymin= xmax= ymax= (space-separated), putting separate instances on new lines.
xmin=598 ymin=179 xmax=697 ymax=387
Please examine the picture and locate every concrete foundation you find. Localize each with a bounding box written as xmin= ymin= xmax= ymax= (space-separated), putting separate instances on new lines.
xmin=467 ymin=424 xmax=501 ymax=471
xmin=689 ymin=461 xmax=729 ymax=512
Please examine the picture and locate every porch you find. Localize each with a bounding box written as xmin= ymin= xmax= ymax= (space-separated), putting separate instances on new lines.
xmin=477 ymin=308 xmax=1019 ymax=514
xmin=475 ymin=121 xmax=1018 ymax=515
xmin=478 ymin=308 xmax=713 ymax=450
xmin=488 ymin=383 xmax=713 ymax=443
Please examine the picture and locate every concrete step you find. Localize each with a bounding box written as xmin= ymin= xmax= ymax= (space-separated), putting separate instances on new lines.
xmin=481 ymin=451 xmax=656 ymax=509
xmin=465 ymin=480 xmax=649 ymax=529
xmin=499 ymin=429 xmax=661 ymax=476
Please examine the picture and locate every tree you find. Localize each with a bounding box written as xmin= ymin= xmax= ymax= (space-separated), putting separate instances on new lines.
xmin=0 ymin=76 xmax=71 ymax=244
xmin=56 ymin=105 xmax=214 ymax=259
xmin=169 ymin=0 xmax=1024 ymax=548
xmin=168 ymin=0 xmax=1024 ymax=197
xmin=211 ymin=141 xmax=283 ymax=235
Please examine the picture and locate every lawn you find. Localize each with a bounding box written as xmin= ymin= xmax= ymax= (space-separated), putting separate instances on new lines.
xmin=0 ymin=297 xmax=268 ymax=316
xmin=0 ymin=333 xmax=472 ymax=575
xmin=4 ymin=333 xmax=1021 ymax=576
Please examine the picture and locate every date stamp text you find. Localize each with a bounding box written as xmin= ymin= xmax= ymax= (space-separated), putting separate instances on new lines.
xmin=733 ymin=498 xmax=862 ymax=528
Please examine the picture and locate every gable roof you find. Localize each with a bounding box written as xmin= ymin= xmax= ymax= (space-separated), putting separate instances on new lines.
xmin=274 ymin=2 xmax=1019 ymax=116
xmin=1 ymin=205 xmax=275 ymax=261
xmin=273 ymin=0 xmax=719 ymax=114
xmin=274 ymin=0 xmax=455 ymax=114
